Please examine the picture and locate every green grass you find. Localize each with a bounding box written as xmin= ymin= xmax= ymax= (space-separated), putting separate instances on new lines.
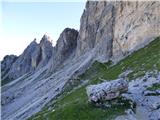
xmin=29 ymin=37 xmax=160 ymax=120
xmin=81 ymin=37 xmax=160 ymax=80
xmin=29 ymin=84 xmax=132 ymax=120
xmin=147 ymin=83 xmax=160 ymax=91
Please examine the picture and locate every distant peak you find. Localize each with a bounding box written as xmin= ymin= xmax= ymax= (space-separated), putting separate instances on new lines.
xmin=33 ymin=38 xmax=37 ymax=42
xmin=42 ymin=33 xmax=50 ymax=40
xmin=63 ymin=28 xmax=78 ymax=33
xmin=40 ymin=34 xmax=52 ymax=44
xmin=30 ymin=38 xmax=38 ymax=45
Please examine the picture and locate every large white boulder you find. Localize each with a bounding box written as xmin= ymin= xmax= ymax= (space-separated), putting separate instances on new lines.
xmin=86 ymin=79 xmax=128 ymax=103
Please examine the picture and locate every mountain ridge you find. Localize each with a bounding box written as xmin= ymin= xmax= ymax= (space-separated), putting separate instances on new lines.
xmin=1 ymin=1 xmax=160 ymax=120
xmin=1 ymin=35 xmax=54 ymax=83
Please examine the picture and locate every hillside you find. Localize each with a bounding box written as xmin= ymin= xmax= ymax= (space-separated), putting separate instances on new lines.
xmin=1 ymin=1 xmax=160 ymax=120
xmin=29 ymin=37 xmax=160 ymax=120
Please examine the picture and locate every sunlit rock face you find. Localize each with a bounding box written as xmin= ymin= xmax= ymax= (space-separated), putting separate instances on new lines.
xmin=76 ymin=1 xmax=160 ymax=62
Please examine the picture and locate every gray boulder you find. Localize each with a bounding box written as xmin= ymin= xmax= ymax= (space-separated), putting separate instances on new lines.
xmin=86 ymin=79 xmax=128 ymax=103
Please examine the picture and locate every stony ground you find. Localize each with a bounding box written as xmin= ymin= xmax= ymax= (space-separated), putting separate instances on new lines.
xmin=116 ymin=71 xmax=160 ymax=120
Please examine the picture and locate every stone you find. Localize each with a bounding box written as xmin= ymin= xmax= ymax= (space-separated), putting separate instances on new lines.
xmin=144 ymin=90 xmax=160 ymax=96
xmin=120 ymin=72 xmax=160 ymax=120
xmin=86 ymin=79 xmax=128 ymax=103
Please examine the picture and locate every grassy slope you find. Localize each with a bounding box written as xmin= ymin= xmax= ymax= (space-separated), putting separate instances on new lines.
xmin=147 ymin=83 xmax=160 ymax=91
xmin=29 ymin=37 xmax=160 ymax=120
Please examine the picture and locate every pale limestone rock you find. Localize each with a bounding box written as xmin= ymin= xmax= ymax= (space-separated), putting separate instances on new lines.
xmin=121 ymin=72 xmax=160 ymax=120
xmin=76 ymin=1 xmax=160 ymax=62
xmin=86 ymin=79 xmax=128 ymax=103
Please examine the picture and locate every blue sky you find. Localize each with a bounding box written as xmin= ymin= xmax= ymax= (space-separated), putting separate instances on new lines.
xmin=1 ymin=2 xmax=85 ymax=60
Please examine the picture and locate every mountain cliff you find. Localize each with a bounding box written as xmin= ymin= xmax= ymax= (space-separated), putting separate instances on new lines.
xmin=1 ymin=1 xmax=160 ymax=120
xmin=76 ymin=1 xmax=159 ymax=62
xmin=50 ymin=28 xmax=78 ymax=71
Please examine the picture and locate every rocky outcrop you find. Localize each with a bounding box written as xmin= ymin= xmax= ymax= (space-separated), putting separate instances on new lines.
xmin=76 ymin=1 xmax=160 ymax=62
xmin=2 ymin=36 xmax=54 ymax=81
xmin=1 ymin=55 xmax=18 ymax=80
xmin=50 ymin=28 xmax=78 ymax=71
xmin=86 ymin=79 xmax=128 ymax=103
xmin=86 ymin=71 xmax=160 ymax=120
xmin=36 ymin=35 xmax=53 ymax=69
xmin=116 ymin=71 xmax=160 ymax=120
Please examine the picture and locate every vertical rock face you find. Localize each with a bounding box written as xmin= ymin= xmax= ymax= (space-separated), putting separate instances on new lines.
xmin=51 ymin=28 xmax=78 ymax=70
xmin=37 ymin=35 xmax=53 ymax=69
xmin=76 ymin=1 xmax=114 ymax=61
xmin=112 ymin=1 xmax=160 ymax=60
xmin=76 ymin=1 xmax=160 ymax=62
xmin=2 ymin=37 xmax=54 ymax=81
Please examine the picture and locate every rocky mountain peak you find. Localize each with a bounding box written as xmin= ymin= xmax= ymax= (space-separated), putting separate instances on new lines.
xmin=41 ymin=34 xmax=52 ymax=43
xmin=30 ymin=38 xmax=38 ymax=44
xmin=40 ymin=34 xmax=52 ymax=46
xmin=50 ymin=28 xmax=78 ymax=71
xmin=33 ymin=38 xmax=37 ymax=42
xmin=2 ymin=35 xmax=54 ymax=81
xmin=55 ymin=28 xmax=78 ymax=51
